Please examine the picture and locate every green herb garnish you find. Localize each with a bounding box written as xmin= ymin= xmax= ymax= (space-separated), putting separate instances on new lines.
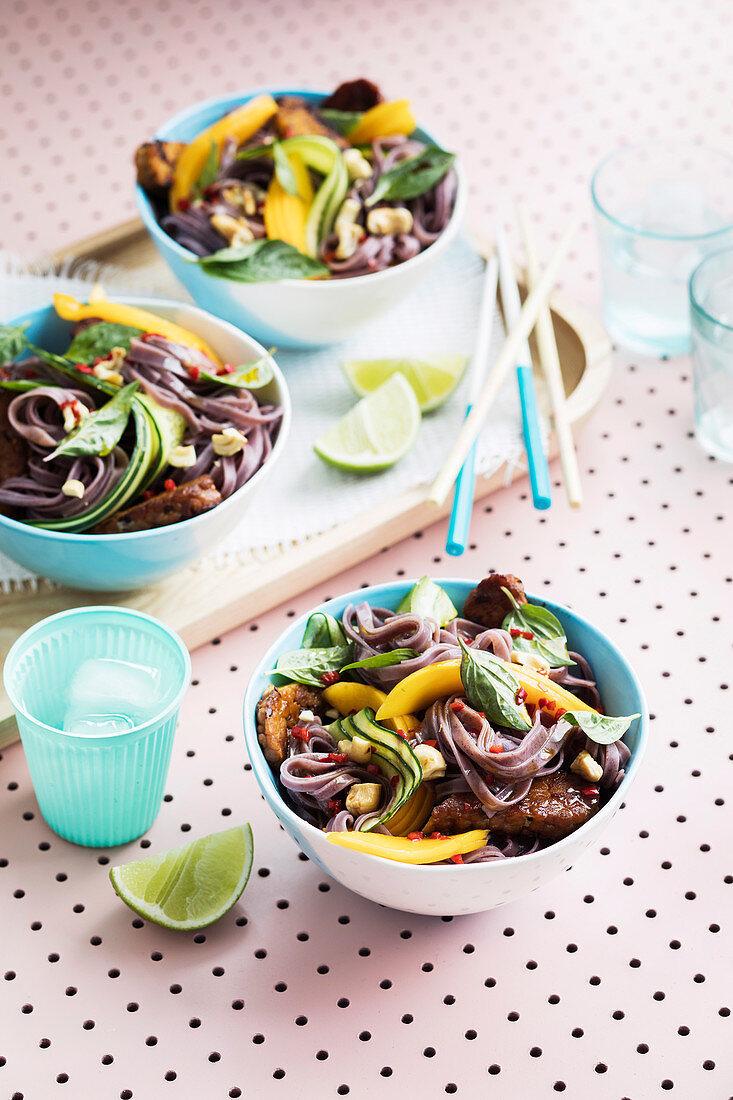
xmin=459 ymin=640 xmax=531 ymax=731
xmin=501 ymin=588 xmax=573 ymax=669
xmin=341 ymin=649 xmax=418 ymax=674
xmin=561 ymin=710 xmax=640 ymax=745
xmin=192 ymin=140 xmax=219 ymax=198
xmin=66 ymin=321 xmax=143 ymax=365
xmin=0 ymin=322 xmax=30 ymax=363
xmin=46 ymin=382 xmax=139 ymax=461
xmin=198 ymin=239 xmax=330 ymax=283
xmin=271 ymin=643 xmax=354 ymax=688
xmin=366 ymin=145 xmax=455 ymax=207
xmin=319 ymin=108 xmax=364 ymax=135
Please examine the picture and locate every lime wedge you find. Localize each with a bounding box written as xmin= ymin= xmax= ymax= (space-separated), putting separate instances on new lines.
xmin=314 ymin=373 xmax=421 ymax=473
xmin=109 ymin=824 xmax=253 ymax=930
xmin=342 ymin=354 xmax=469 ymax=412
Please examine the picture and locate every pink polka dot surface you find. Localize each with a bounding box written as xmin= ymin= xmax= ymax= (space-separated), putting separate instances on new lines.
xmin=1 ymin=1 xmax=732 ymax=1098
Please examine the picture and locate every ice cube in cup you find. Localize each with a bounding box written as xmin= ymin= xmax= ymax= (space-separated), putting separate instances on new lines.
xmin=65 ymin=657 xmax=163 ymax=733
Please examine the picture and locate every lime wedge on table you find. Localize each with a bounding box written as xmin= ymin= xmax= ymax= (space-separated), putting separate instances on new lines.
xmin=314 ymin=373 xmax=421 ymax=473
xmin=109 ymin=824 xmax=253 ymax=930
xmin=342 ymin=354 xmax=469 ymax=412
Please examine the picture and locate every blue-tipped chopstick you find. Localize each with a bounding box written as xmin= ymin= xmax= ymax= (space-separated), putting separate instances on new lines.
xmin=446 ymin=254 xmax=500 ymax=556
xmin=495 ymin=223 xmax=552 ymax=510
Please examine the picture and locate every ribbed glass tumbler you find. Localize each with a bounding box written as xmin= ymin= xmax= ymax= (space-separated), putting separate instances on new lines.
xmin=3 ymin=606 xmax=191 ymax=846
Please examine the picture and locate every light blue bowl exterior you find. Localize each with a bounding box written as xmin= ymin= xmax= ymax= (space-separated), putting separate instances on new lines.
xmin=3 ymin=606 xmax=191 ymax=846
xmin=243 ymin=579 xmax=649 ymax=881
xmin=136 ymin=87 xmax=462 ymax=349
xmin=0 ymin=300 xmax=289 ymax=590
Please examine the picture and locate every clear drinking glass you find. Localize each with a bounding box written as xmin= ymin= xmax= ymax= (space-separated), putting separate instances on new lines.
xmin=690 ymin=248 xmax=733 ymax=461
xmin=3 ymin=606 xmax=191 ymax=846
xmin=592 ymin=142 xmax=733 ymax=356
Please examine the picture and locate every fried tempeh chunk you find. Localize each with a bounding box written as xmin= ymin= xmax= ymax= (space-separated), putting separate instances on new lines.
xmin=135 ymin=140 xmax=187 ymax=192
xmin=274 ymin=98 xmax=348 ymax=148
xmin=462 ymin=572 xmax=527 ymax=629
xmin=424 ymin=772 xmax=599 ymax=840
xmin=92 ymin=475 xmax=221 ymax=534
xmin=256 ymin=683 xmax=326 ymax=766
xmin=321 ymin=78 xmax=383 ymax=112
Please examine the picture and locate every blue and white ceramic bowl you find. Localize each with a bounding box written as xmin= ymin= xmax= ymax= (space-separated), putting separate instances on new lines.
xmin=136 ymin=88 xmax=467 ymax=349
xmin=243 ymin=579 xmax=648 ymax=916
xmin=0 ymin=297 xmax=291 ymax=590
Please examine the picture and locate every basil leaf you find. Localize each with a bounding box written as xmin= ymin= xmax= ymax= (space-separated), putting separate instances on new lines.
xmin=366 ymin=145 xmax=455 ymax=207
xmin=199 ymin=239 xmax=330 ymax=283
xmin=396 ymin=576 xmax=458 ymax=627
xmin=341 ymin=648 xmax=418 ymax=673
xmin=235 ymin=141 xmax=276 ymax=161
xmin=302 ymin=612 xmax=348 ymax=649
xmin=271 ymin=643 xmax=354 ymax=688
xmin=66 ymin=321 xmax=143 ymax=365
xmin=319 ymin=108 xmax=363 ymax=135
xmin=459 ymin=640 xmax=531 ymax=731
xmin=501 ymin=588 xmax=573 ymax=669
xmin=561 ymin=709 xmax=640 ymax=746
xmin=199 ymin=351 xmax=275 ymax=390
xmin=273 ymin=142 xmax=299 ymax=196
xmin=192 ymin=139 xmax=219 ymax=198
xmin=0 ymin=322 xmax=30 ymax=363
xmin=45 ymin=382 xmax=139 ymax=461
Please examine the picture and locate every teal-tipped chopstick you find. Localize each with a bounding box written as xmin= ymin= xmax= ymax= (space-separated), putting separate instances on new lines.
xmin=446 ymin=254 xmax=499 ymax=556
xmin=495 ymin=223 xmax=552 ymax=510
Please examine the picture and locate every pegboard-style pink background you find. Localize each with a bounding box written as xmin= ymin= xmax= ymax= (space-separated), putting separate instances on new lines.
xmin=2 ymin=2 xmax=732 ymax=1099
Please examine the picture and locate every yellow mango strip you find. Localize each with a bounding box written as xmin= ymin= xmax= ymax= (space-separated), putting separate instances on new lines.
xmin=348 ymin=100 xmax=417 ymax=145
xmin=375 ymin=659 xmax=597 ymax=721
xmin=385 ymin=783 xmax=435 ymax=837
xmin=53 ymin=294 xmax=223 ymax=367
xmin=263 ymin=152 xmax=314 ymax=255
xmin=322 ymin=681 xmax=420 ymax=737
xmin=326 ymin=829 xmax=488 ymax=865
xmin=169 ymin=94 xmax=278 ymax=211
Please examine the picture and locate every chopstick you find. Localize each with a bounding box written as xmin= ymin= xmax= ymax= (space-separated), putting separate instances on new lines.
xmin=517 ymin=201 xmax=583 ymax=508
xmin=428 ymin=220 xmax=578 ymax=507
xmin=495 ymin=222 xmax=552 ymax=511
xmin=445 ymin=254 xmax=500 ymax=556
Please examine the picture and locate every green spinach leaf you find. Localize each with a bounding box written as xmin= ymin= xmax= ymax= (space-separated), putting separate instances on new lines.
xmin=192 ymin=140 xmax=219 ymax=198
xmin=46 ymin=382 xmax=139 ymax=461
xmin=66 ymin=321 xmax=143 ymax=365
xmin=302 ymin=612 xmax=348 ymax=649
xmin=0 ymin=322 xmax=30 ymax=363
xmin=341 ymin=648 xmax=418 ymax=674
xmin=366 ymin=145 xmax=455 ymax=207
xmin=501 ymin=587 xmax=573 ymax=669
xmin=561 ymin=709 xmax=640 ymax=746
xmin=396 ymin=576 xmax=458 ymax=627
xmin=271 ymin=643 xmax=354 ymax=688
xmin=199 ymin=239 xmax=330 ymax=283
xmin=320 ymin=108 xmax=363 ymax=135
xmin=459 ymin=640 xmax=531 ymax=731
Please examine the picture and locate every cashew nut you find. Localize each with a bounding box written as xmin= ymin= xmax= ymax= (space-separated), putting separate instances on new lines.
xmin=343 ymin=147 xmax=372 ymax=181
xmin=334 ymin=197 xmax=363 ymax=260
xmin=570 ymin=750 xmax=603 ymax=783
xmin=211 ymin=212 xmax=254 ymax=247
xmin=168 ymin=444 xmax=197 ymax=468
xmin=337 ymin=735 xmax=372 ymax=765
xmin=510 ymin=649 xmax=550 ymax=677
xmin=366 ymin=206 xmax=413 ymax=236
xmin=61 ymin=479 xmax=85 ymax=499
xmin=413 ymin=744 xmax=447 ymax=781
xmin=345 ymin=782 xmax=381 ymax=815
xmin=212 ymin=427 xmax=247 ymax=457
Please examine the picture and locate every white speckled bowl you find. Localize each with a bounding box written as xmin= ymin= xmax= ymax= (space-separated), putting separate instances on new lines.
xmin=242 ymin=579 xmax=648 ymax=916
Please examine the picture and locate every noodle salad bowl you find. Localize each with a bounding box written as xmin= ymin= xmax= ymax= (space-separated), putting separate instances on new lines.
xmin=0 ymin=297 xmax=290 ymax=590
xmin=242 ymin=578 xmax=648 ymax=916
xmin=136 ymin=86 xmax=467 ymax=349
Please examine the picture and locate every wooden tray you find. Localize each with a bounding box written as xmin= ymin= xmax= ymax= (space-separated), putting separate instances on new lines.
xmin=0 ymin=220 xmax=612 ymax=747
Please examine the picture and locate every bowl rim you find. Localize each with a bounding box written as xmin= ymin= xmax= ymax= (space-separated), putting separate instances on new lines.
xmin=0 ymin=295 xmax=292 ymax=543
xmin=3 ymin=604 xmax=192 ymax=740
xmin=242 ymin=577 xmax=649 ymax=874
xmin=136 ymin=84 xmax=467 ymax=289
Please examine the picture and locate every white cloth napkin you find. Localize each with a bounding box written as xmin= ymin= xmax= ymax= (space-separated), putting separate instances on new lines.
xmin=0 ymin=239 xmax=538 ymax=589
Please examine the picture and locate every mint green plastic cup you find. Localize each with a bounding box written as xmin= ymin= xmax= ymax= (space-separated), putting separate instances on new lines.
xmin=3 ymin=607 xmax=191 ymax=847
